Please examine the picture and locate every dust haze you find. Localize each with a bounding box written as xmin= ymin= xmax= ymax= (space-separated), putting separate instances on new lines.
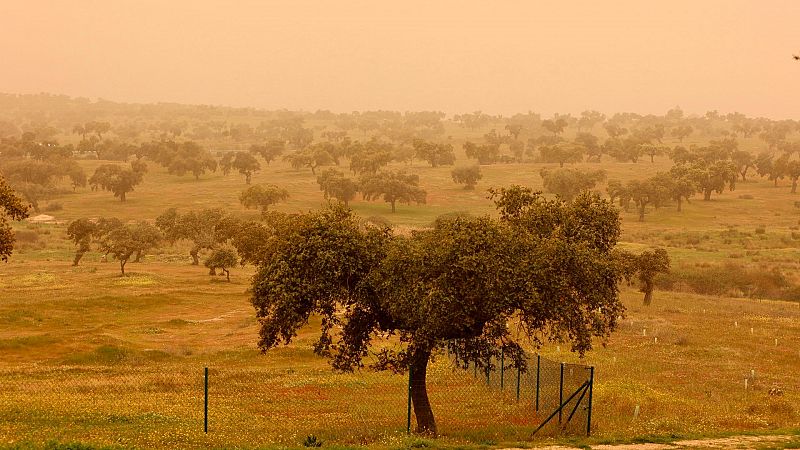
xmin=2 ymin=0 xmax=800 ymax=117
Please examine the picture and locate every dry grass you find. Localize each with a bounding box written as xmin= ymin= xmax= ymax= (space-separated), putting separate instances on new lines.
xmin=3 ymin=125 xmax=800 ymax=447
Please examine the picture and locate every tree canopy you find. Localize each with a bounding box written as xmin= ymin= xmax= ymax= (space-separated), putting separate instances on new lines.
xmin=360 ymin=170 xmax=426 ymax=213
xmin=0 ymin=175 xmax=29 ymax=262
xmin=539 ymin=167 xmax=605 ymax=201
xmin=89 ymin=161 xmax=147 ymax=202
xmin=250 ymin=188 xmax=624 ymax=435
xmin=239 ymin=184 xmax=290 ymax=213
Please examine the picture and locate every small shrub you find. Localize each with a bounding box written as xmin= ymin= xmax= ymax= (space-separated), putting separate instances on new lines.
xmin=656 ymin=262 xmax=800 ymax=301
xmin=738 ymin=194 xmax=754 ymax=200
xmin=303 ymin=435 xmax=322 ymax=447
xmin=755 ymin=226 xmax=766 ymax=235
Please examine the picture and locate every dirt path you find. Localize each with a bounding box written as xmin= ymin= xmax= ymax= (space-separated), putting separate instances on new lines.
xmin=508 ymin=434 xmax=799 ymax=449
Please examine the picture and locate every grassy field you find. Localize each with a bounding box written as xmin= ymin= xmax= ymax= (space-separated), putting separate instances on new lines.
xmin=3 ymin=122 xmax=800 ymax=448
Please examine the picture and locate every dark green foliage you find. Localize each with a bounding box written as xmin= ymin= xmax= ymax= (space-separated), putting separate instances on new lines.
xmin=249 ymin=140 xmax=285 ymax=165
xmin=616 ymin=248 xmax=671 ymax=305
xmin=450 ymin=165 xmax=482 ymax=190
xmin=538 ymin=142 xmax=585 ymax=167
xmin=317 ymin=169 xmax=358 ymax=206
xmin=463 ymin=141 xmax=500 ymax=165
xmin=239 ymin=184 xmax=290 ymax=213
xmin=204 ymin=247 xmax=238 ymax=281
xmin=220 ymin=151 xmax=260 ymax=184
xmin=348 ymin=140 xmax=393 ymax=175
xmin=360 ymin=170 xmax=426 ymax=213
xmin=94 ymin=220 xmax=162 ymax=275
xmin=0 ymin=174 xmax=29 ymax=262
xmin=66 ymin=218 xmax=97 ymax=266
xmin=539 ymin=167 xmax=605 ymax=201
xmin=303 ymin=435 xmax=323 ymax=447
xmin=156 ymin=208 xmax=229 ymax=265
xmin=89 ymin=161 xmax=147 ymax=202
xmin=250 ymin=188 xmax=624 ymax=435
xmin=284 ymin=144 xmax=334 ymax=175
xmin=412 ymin=139 xmax=456 ymax=167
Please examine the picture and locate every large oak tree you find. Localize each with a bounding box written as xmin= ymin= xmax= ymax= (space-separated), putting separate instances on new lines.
xmin=250 ymin=188 xmax=624 ymax=435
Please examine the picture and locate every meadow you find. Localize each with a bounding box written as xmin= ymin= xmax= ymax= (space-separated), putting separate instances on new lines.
xmin=3 ymin=110 xmax=800 ymax=448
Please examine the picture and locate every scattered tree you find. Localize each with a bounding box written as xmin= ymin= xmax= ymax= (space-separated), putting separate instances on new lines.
xmin=204 ymin=247 xmax=238 ymax=281
xmin=66 ymin=218 xmax=97 ymax=266
xmin=249 ymin=140 xmax=285 ymax=165
xmin=317 ymin=169 xmax=358 ymax=206
xmin=539 ymin=168 xmax=606 ymax=201
xmin=221 ymin=151 xmax=260 ymax=184
xmin=413 ymin=140 xmax=456 ymax=167
xmin=450 ymin=165 xmax=482 ymax=190
xmin=89 ymin=161 xmax=147 ymax=202
xmin=240 ymin=184 xmax=290 ymax=213
xmin=360 ymin=170 xmax=427 ymax=213
xmin=249 ymin=190 xmax=624 ymax=435
xmin=0 ymin=175 xmax=29 ymax=262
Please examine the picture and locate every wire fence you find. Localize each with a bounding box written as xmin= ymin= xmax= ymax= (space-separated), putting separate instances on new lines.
xmin=0 ymin=354 xmax=592 ymax=447
xmin=454 ymin=353 xmax=594 ymax=437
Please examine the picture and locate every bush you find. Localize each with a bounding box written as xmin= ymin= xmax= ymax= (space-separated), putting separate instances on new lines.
xmin=655 ymin=262 xmax=800 ymax=301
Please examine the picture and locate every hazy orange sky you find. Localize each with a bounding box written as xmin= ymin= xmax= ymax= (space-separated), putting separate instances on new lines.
xmin=2 ymin=1 xmax=799 ymax=118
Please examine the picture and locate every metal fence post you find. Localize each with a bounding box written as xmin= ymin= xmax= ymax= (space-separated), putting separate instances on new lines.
xmin=500 ymin=350 xmax=505 ymax=390
xmin=535 ymin=354 xmax=540 ymax=411
xmin=407 ymin=366 xmax=413 ymax=433
xmin=204 ymin=367 xmax=208 ymax=434
xmin=587 ymin=366 xmax=594 ymax=436
xmin=516 ymin=365 xmax=521 ymax=401
xmin=558 ymin=362 xmax=564 ymax=424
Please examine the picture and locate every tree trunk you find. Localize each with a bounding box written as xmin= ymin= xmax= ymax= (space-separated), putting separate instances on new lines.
xmin=134 ymin=250 xmax=143 ymax=263
xmin=209 ymin=267 xmax=217 ymax=275
xmin=120 ymin=192 xmax=126 ymax=202
xmin=391 ymin=200 xmax=396 ymax=213
xmin=793 ymin=178 xmax=798 ymax=194
xmin=73 ymin=251 xmax=85 ymax=266
xmin=676 ymin=197 xmax=682 ymax=212
xmin=703 ymin=190 xmax=712 ymax=201
xmin=224 ymin=268 xmax=230 ymax=282
xmin=120 ymin=259 xmax=127 ymax=276
xmin=642 ymin=283 xmax=654 ymax=306
xmin=638 ymin=204 xmax=645 ymax=222
xmin=410 ymin=348 xmax=437 ymax=436
xmin=650 ymin=154 xmax=654 ymax=163
xmin=190 ymin=249 xmax=200 ymax=266
xmin=246 ymin=173 xmax=252 ymax=184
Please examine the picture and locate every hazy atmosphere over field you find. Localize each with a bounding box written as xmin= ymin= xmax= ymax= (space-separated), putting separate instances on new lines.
xmin=2 ymin=0 xmax=800 ymax=117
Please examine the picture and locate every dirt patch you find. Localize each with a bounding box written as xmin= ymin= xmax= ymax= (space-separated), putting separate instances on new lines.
xmin=506 ymin=434 xmax=799 ymax=449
